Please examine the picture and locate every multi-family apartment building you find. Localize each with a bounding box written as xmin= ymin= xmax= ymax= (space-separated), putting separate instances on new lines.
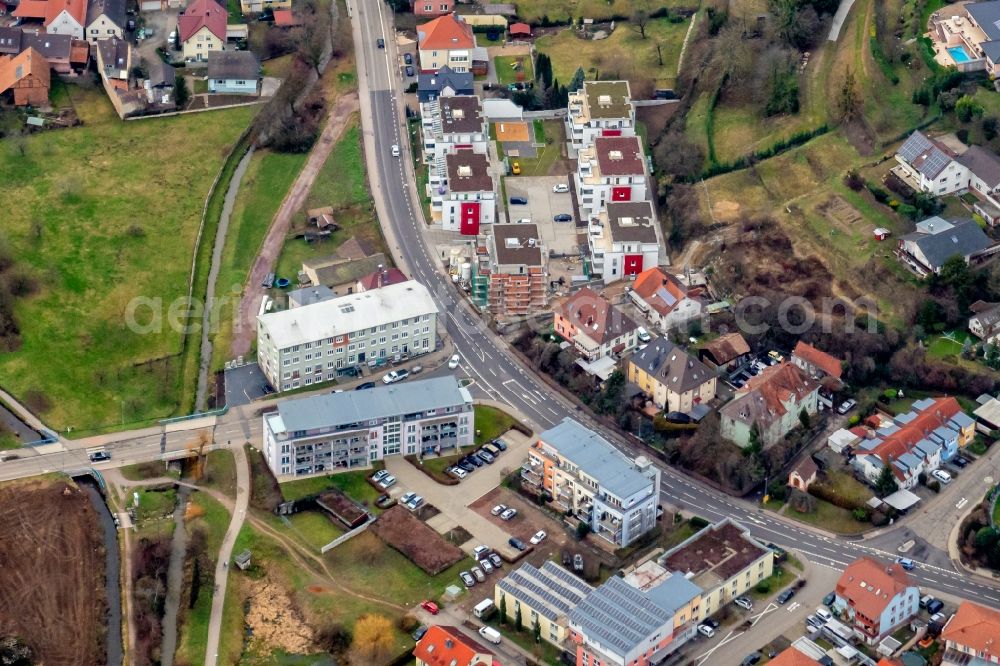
xmin=262 ymin=375 xmax=474 ymax=478
xmin=833 ymin=557 xmax=919 ymax=645
xmin=495 ymin=560 xmax=595 ymax=647
xmin=574 ymin=136 xmax=648 ymax=222
xmin=940 ymin=600 xmax=1000 ymax=665
xmin=416 ymin=12 xmax=477 ymax=72
xmin=420 ymin=95 xmax=488 ymax=179
xmin=628 ymin=338 xmax=717 ymax=414
xmin=660 ymin=518 xmax=774 ymax=620
xmin=554 ymin=287 xmax=637 ymax=371
xmin=588 ymin=200 xmax=661 ymax=284
xmin=565 ymin=80 xmax=635 ymax=154
xmin=256 ymin=280 xmax=439 ymax=392
xmin=720 ymin=362 xmax=820 ymax=448
xmin=428 ymin=149 xmax=495 ymax=234
xmin=474 ymin=224 xmax=546 ymax=317
xmin=521 ymin=418 xmax=660 ymax=547
xmin=178 ymin=0 xmax=227 ymax=61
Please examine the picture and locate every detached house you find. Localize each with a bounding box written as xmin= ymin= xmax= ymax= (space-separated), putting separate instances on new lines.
xmin=699 ymin=333 xmax=751 ymax=372
xmin=417 ymin=65 xmax=473 ymax=103
xmin=554 ymin=287 xmax=638 ymax=373
xmin=413 ymin=626 xmax=495 ymax=666
xmin=833 ymin=557 xmax=920 ymax=645
xmin=178 ymin=0 xmax=227 ymax=62
xmin=416 ymin=12 xmax=478 ymax=73
xmin=566 ymin=80 xmax=635 ymax=153
xmin=412 ymin=0 xmax=453 ymax=17
xmin=430 ymin=149 xmax=494 ymax=234
xmin=629 ymin=267 xmax=703 ymax=333
xmin=893 ymin=131 xmax=967 ymax=196
xmin=720 ymin=362 xmax=820 ymax=448
xmin=897 ymin=216 xmax=995 ymax=277
xmin=13 ymin=0 xmax=86 ymax=39
xmin=940 ymin=600 xmax=1000 ymax=665
xmin=969 ymin=299 xmax=1000 ymax=345
xmin=85 ymin=0 xmax=125 ymax=44
xmin=574 ymin=136 xmax=648 ymax=222
xmin=588 ymin=200 xmax=662 ymax=285
xmin=628 ymin=338 xmax=717 ymax=414
xmin=791 ymin=341 xmax=843 ymax=384
xmin=0 ymin=47 xmax=50 ymax=106
xmin=207 ymin=50 xmax=259 ymax=94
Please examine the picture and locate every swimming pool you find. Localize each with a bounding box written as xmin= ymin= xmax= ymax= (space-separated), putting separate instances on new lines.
xmin=948 ymin=45 xmax=974 ymax=64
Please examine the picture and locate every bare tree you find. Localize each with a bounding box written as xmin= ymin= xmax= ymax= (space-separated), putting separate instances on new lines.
xmin=837 ymin=66 xmax=862 ymax=122
xmin=632 ymin=10 xmax=650 ymax=39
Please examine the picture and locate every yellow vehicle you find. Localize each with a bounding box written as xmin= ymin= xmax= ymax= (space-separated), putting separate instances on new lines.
xmin=511 ymin=160 xmax=521 ymax=175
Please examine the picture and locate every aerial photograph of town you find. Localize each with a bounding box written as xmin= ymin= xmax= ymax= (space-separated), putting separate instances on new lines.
xmin=7 ymin=0 xmax=1000 ymax=663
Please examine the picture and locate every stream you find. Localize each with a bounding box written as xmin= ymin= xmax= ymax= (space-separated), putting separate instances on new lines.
xmin=78 ymin=477 xmax=123 ymax=666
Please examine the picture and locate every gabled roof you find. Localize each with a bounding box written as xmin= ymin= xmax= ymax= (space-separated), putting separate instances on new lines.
xmin=769 ymin=647 xmax=823 ymax=666
xmin=207 ymin=50 xmax=259 ymax=81
xmin=558 ymin=287 xmax=637 ymax=346
xmin=146 ymin=57 xmax=175 ymax=88
xmin=86 ymin=0 xmax=126 ymax=29
xmin=0 ymin=47 xmax=49 ymax=94
xmin=792 ymin=341 xmax=843 ymax=379
xmin=941 ymin=600 xmax=1000 ymax=654
xmin=272 ymin=9 xmax=300 ymax=25
xmin=632 ymin=267 xmax=690 ymax=317
xmin=896 ymin=131 xmax=957 ymax=180
xmin=630 ymin=338 xmax=714 ymax=395
xmin=860 ymin=397 xmax=965 ymax=479
xmin=412 ymin=625 xmax=494 ymax=666
xmin=790 ymin=455 xmax=818 ymax=481
xmin=835 ymin=557 xmax=915 ymax=621
xmin=417 ymin=65 xmax=474 ymax=100
xmin=901 ymin=218 xmax=993 ymax=270
xmin=15 ymin=0 xmax=87 ymax=26
xmin=417 ymin=12 xmax=475 ymax=51
xmin=96 ymin=37 xmax=129 ymax=76
xmin=178 ymin=0 xmax=227 ymax=43
xmin=958 ymin=144 xmax=1000 ymax=188
xmin=700 ymin=332 xmax=750 ymax=365
xmin=720 ymin=362 xmax=819 ymax=430
xmin=357 ymin=266 xmax=407 ymax=291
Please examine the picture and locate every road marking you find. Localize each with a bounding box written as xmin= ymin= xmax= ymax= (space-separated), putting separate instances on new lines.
xmin=956 ymin=497 xmax=969 ymax=510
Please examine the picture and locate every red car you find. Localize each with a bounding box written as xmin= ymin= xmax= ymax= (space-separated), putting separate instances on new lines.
xmin=420 ymin=600 xmax=439 ymax=615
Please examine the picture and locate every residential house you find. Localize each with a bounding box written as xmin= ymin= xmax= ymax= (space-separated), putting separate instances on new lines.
xmin=958 ymin=145 xmax=1000 ymax=223
xmin=96 ymin=37 xmax=148 ymax=118
xmin=931 ymin=1 xmax=1000 ymax=75
xmin=207 ymin=50 xmax=259 ymax=94
xmin=239 ymin=0 xmax=289 ymax=14
xmin=85 ymin=0 xmax=125 ymax=44
xmin=356 ymin=266 xmax=407 ymax=292
xmin=896 ymin=216 xmax=995 ymax=277
xmin=262 ymin=376 xmax=473 ymax=478
xmin=940 ymin=600 xmax=1000 ymax=665
xmin=892 ymin=131 xmax=967 ymax=196
xmin=968 ymin=300 xmax=1000 ymax=345
xmin=791 ymin=340 xmax=844 ymax=384
xmin=699 ymin=333 xmax=752 ymax=372
xmin=0 ymin=47 xmax=49 ymax=106
xmin=574 ymin=136 xmax=648 ymax=222
xmin=413 ymin=0 xmax=453 ymax=17
xmin=420 ymin=95 xmax=488 ymax=182
xmin=482 ymin=97 xmax=522 ymax=121
xmin=298 ymin=237 xmax=387 ymax=289
xmin=178 ymin=0 xmax=227 ymax=62
xmin=660 ymin=518 xmax=774 ymax=620
xmin=429 ymin=149 xmax=495 ymax=233
xmin=828 ymin=427 xmax=864 ymax=454
xmin=495 ymin=560 xmax=594 ymax=647
xmin=787 ymin=455 xmax=818 ymax=492
xmin=833 ymin=557 xmax=920 ymax=645
xmin=416 ymin=12 xmax=477 ymax=73
xmin=588 ymin=200 xmax=662 ymax=284
xmin=769 ymin=647 xmax=824 ymax=666
xmin=287 ymin=285 xmax=335 ymax=309
xmin=720 ymin=362 xmax=820 ymax=448
xmin=565 ymin=80 xmax=635 ymax=154
xmin=974 ymin=395 xmax=1000 ymax=434
xmin=0 ymin=28 xmax=84 ymax=74
xmin=474 ymin=224 xmax=546 ymax=317
xmin=413 ymin=626 xmax=495 ymax=666
xmin=144 ymin=57 xmax=176 ymax=105
xmin=629 ymin=267 xmax=703 ymax=333
xmin=628 ymin=338 xmax=717 ymax=414
xmin=522 ymin=418 xmax=661 ymax=548
xmin=851 ymin=396 xmax=976 ymax=489
xmin=555 ymin=287 xmax=638 ymax=369
xmin=272 ymin=9 xmax=301 ymax=26
xmin=13 ymin=0 xmax=86 ymax=39
xmin=417 ymin=65 xmax=473 ymax=103
xmin=256 ymin=280 xmax=439 ymax=391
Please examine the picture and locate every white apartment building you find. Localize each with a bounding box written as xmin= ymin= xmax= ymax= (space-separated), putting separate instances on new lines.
xmin=429 ymin=149 xmax=495 ymax=234
xmin=589 ymin=200 xmax=661 ymax=284
xmin=522 ymin=418 xmax=661 ymax=547
xmin=574 ymin=136 xmax=649 ymax=222
xmin=262 ymin=376 xmax=474 ymax=478
xmin=256 ymin=280 xmax=439 ymax=392
xmin=565 ymin=80 xmax=636 ymax=154
xmin=420 ymin=95 xmax=488 ymax=181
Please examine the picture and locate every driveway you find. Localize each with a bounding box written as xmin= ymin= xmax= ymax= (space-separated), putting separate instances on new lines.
xmin=137 ymin=8 xmax=180 ymax=65
xmin=827 ymin=0 xmax=857 ymax=41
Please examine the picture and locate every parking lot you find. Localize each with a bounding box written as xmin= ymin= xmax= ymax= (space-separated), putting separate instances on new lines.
xmin=503 ymin=175 xmax=580 ymax=254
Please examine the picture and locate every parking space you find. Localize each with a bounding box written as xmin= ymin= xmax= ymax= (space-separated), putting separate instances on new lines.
xmin=503 ymin=175 xmax=580 ymax=254
xmin=395 ymin=35 xmax=418 ymax=83
xmin=224 ymin=362 xmax=271 ymax=407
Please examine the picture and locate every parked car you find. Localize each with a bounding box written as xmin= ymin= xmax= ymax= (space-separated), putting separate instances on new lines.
xmin=458 ymin=459 xmax=476 ymax=472
xmin=895 ymin=557 xmax=915 ymax=571
xmin=448 ymin=354 xmax=461 ymax=369
xmin=530 ymin=530 xmax=547 ymax=544
xmin=449 ymin=466 xmax=468 ymax=479
xmin=412 ymin=625 xmax=428 ymax=641
xmin=472 ymin=567 xmax=486 ymax=583
xmin=741 ymin=653 xmax=762 ymax=666
xmin=509 ymin=196 xmax=528 ymax=205
xmin=492 ymin=439 xmax=508 ymax=451
xmin=420 ymin=600 xmax=439 ymax=615
xmin=376 ymin=37 xmax=385 ymax=48
xmin=837 ymin=399 xmax=857 ymax=415
xmin=553 ymin=213 xmax=573 ymax=223
xmin=467 ymin=454 xmax=485 ymax=468
xmin=927 ymin=599 xmax=945 ymax=615
xmin=573 ymin=553 xmax=583 ymax=571
xmin=489 ymin=553 xmax=502 ymax=568
xmin=734 ymin=596 xmax=753 ymax=611
xmin=697 ymin=624 xmax=715 ymax=638
xmin=401 ymin=492 xmax=417 ymax=506
xmin=372 ymin=469 xmax=390 ymax=482
xmin=509 ymin=537 xmax=527 ymax=551
xmin=953 ymin=455 xmax=969 ymax=468
xmin=491 ymin=504 xmax=508 ymax=516
xmin=920 ymin=594 xmax=935 ymax=609
xmin=766 ymin=543 xmax=787 ymax=562
xmin=637 ymin=326 xmax=652 ymax=343
xmin=932 ymin=469 xmax=953 ymax=484
xmin=500 ymin=508 xmax=517 ymax=521
xmin=777 ymin=589 xmax=796 ymax=604
xmin=406 ymin=495 xmax=424 ymax=510
xmin=822 ymin=592 xmax=835 ymax=606
xmin=410 ymin=365 xmax=423 ymax=374
xmin=477 ymin=449 xmax=495 ymax=464
xmin=355 ymin=381 xmax=377 ymax=390
xmin=702 ymin=618 xmax=720 ymax=629
xmin=473 ymin=545 xmax=490 ymax=559
xmin=480 ymin=559 xmax=494 ymax=574
xmin=403 ymin=52 xmax=413 ymax=64
xmin=460 ymin=571 xmax=475 ymax=587
xmin=805 ymin=614 xmax=823 ymax=629
xmin=382 ymin=369 xmax=409 ymax=384
xmin=511 ymin=160 xmax=521 ymax=175
xmin=377 ymin=474 xmax=396 ymax=489
xmin=553 ymin=183 xmax=569 ymax=193
xmin=482 ymin=443 xmax=501 ymax=457
xmin=405 ymin=65 xmax=414 ymax=77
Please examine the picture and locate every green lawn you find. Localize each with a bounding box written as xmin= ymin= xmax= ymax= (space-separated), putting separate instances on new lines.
xmin=200 ymin=449 xmax=238 ymax=497
xmin=285 ymin=510 xmax=345 ymax=551
xmin=495 ymin=55 xmax=534 ymax=87
xmin=821 ymin=469 xmax=873 ymax=507
xmin=135 ymin=487 xmax=178 ymax=523
xmin=508 ymin=120 xmax=566 ymax=178
xmin=660 ymin=520 xmax=697 ymax=549
xmin=120 ymin=460 xmax=176 ymax=481
xmin=785 ymin=498 xmax=868 ymax=535
xmin=209 ymin=149 xmax=308 ymax=371
xmin=474 ymin=404 xmax=522 ymax=444
xmin=0 ymin=429 xmax=20 ymax=450
xmin=927 ymin=333 xmax=969 ymax=361
xmin=749 ymin=565 xmax=798 ymax=601
xmin=0 ymin=86 xmax=254 ymax=433
xmin=279 ymin=463 xmax=386 ymax=507
xmin=422 ymin=447 xmax=477 ymax=477
xmin=510 ymin=0 xmax=695 ymax=23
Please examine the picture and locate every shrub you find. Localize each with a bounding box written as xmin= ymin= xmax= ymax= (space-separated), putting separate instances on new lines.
xmin=852 ymin=508 xmax=870 ymax=522
xmin=755 ymin=580 xmax=771 ymax=594
xmin=576 ymin=522 xmax=591 ymax=539
xmin=397 ymin=615 xmax=420 ymax=633
xmin=844 ymin=170 xmax=864 ymax=191
xmin=928 ymin=479 xmax=941 ymax=493
xmin=690 ymin=516 xmax=710 ymax=529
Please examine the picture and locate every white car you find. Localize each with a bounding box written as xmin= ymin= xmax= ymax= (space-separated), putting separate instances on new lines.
xmin=391 ymin=144 xmax=400 ymax=157
xmin=473 ymin=545 xmax=491 ymax=559
xmin=697 ymin=624 xmax=715 ymax=638
xmin=636 ymin=326 xmax=651 ymax=343
xmin=449 ymin=466 xmax=468 ymax=479
xmin=378 ymin=474 xmax=397 ymax=489
xmin=382 ymin=370 xmax=402 ymax=384
xmin=529 ymin=530 xmax=546 ymax=545
xmin=372 ymin=469 xmax=390 ymax=482
xmin=491 ymin=504 xmax=508 ymax=516
xmin=448 ymin=354 xmax=461 ymax=369
xmin=480 ymin=559 xmax=494 ymax=574
xmin=407 ymin=494 xmax=424 ymax=509
xmin=500 ymin=508 xmax=517 ymax=521
xmin=932 ymin=469 xmax=953 ymax=484
xmin=552 ymin=183 xmax=569 ymax=193
xmin=400 ymin=491 xmax=417 ymax=505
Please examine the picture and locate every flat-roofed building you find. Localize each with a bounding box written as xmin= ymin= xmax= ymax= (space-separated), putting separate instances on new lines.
xmin=588 ymin=200 xmax=661 ymax=284
xmin=429 ymin=149 xmax=495 ymax=234
xmin=476 ymin=224 xmax=546 ymax=317
xmin=420 ymin=95 xmax=488 ymax=180
xmin=574 ymin=136 xmax=648 ymax=222
xmin=566 ymin=80 xmax=635 ymax=153
xmin=262 ymin=375 xmax=473 ymax=478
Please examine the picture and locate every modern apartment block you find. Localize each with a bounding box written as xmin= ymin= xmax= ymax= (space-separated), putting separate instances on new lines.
xmin=565 ymin=80 xmax=635 ymax=154
xmin=257 ymin=280 xmax=439 ymax=392
xmin=429 ymin=149 xmax=495 ymax=234
xmin=262 ymin=376 xmax=474 ymax=479
xmin=833 ymin=557 xmax=919 ymax=645
xmin=574 ymin=136 xmax=649 ymax=222
xmin=420 ymin=95 xmax=488 ymax=179
xmin=495 ymin=560 xmax=595 ymax=647
xmin=588 ymin=200 xmax=661 ymax=284
xmin=474 ymin=223 xmax=547 ymax=317
xmin=521 ymin=418 xmax=660 ymax=548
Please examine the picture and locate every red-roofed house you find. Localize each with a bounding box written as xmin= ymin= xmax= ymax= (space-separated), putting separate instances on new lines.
xmin=791 ymin=341 xmax=844 ymax=382
xmin=272 ymin=9 xmax=300 ymax=26
xmin=417 ymin=13 xmax=476 ymax=73
xmin=941 ymin=600 xmax=1000 ymax=665
xmin=13 ymin=0 xmax=86 ymax=38
xmin=413 ymin=0 xmax=453 ymax=17
xmin=413 ymin=626 xmax=495 ymax=666
xmin=769 ymin=647 xmax=823 ymax=666
xmin=629 ymin=267 xmax=703 ymax=332
xmin=356 ymin=266 xmax=408 ymax=292
xmin=554 ymin=287 xmax=638 ymax=362
xmin=833 ymin=557 xmax=919 ymax=645
xmin=0 ymin=47 xmax=50 ymax=106
xmin=720 ymin=362 xmax=820 ymax=448
xmin=787 ymin=455 xmax=818 ymax=492
xmin=178 ymin=0 xmax=227 ymax=61
xmin=574 ymin=135 xmax=648 ymax=221
xmin=509 ymin=22 xmax=531 ymax=38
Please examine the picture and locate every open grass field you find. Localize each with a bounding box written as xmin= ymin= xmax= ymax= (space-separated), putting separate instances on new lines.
xmin=208 ymin=149 xmax=308 ymax=371
xmin=0 ymin=85 xmax=254 ymax=432
xmin=512 ymin=0 xmax=698 ymax=23
xmin=536 ymin=17 xmax=689 ymax=89
xmin=495 ymin=55 xmax=533 ymax=86
xmin=786 ymin=497 xmax=868 ymax=534
xmin=279 ymin=462 xmax=386 ymax=507
xmin=285 ymin=510 xmax=345 ymax=551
